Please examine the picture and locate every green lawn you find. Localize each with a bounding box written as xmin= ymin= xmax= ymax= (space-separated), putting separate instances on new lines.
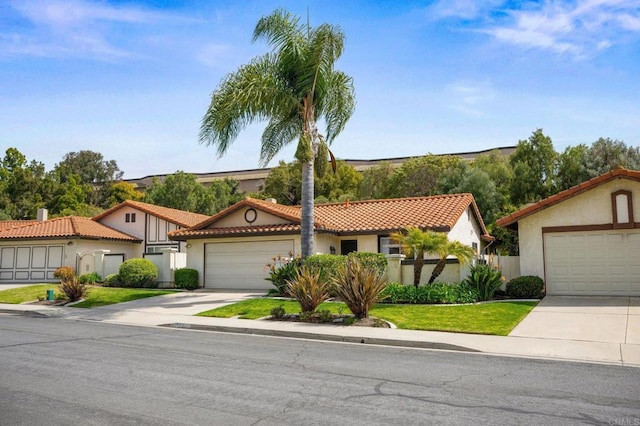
xmin=197 ymin=298 xmax=537 ymax=336
xmin=0 ymin=284 xmax=176 ymax=308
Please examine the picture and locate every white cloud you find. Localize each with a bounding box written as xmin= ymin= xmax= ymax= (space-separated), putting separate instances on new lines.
xmin=426 ymin=0 xmax=506 ymax=20
xmin=444 ymin=80 xmax=496 ymax=117
xmin=481 ymin=0 xmax=640 ymax=57
xmin=1 ymin=0 xmax=182 ymax=60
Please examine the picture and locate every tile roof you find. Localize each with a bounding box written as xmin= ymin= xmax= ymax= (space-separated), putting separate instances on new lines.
xmin=171 ymin=194 xmax=491 ymax=240
xmin=496 ymin=168 xmax=640 ymax=228
xmin=0 ymin=216 xmax=142 ymax=242
xmin=92 ymin=200 xmax=210 ymax=228
xmin=0 ymin=220 xmax=38 ymax=231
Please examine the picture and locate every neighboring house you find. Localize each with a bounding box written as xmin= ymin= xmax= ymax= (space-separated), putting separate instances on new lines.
xmin=170 ymin=194 xmax=492 ymax=290
xmin=0 ymin=201 xmax=209 ymax=284
xmin=0 ymin=213 xmax=141 ymax=283
xmin=92 ymin=200 xmax=210 ymax=256
xmin=497 ymin=168 xmax=640 ymax=296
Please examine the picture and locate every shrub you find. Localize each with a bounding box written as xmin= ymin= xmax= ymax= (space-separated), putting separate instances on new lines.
xmin=506 ymin=276 xmax=544 ymax=299
xmin=118 ymin=258 xmax=158 ymax=288
xmin=53 ymin=266 xmax=76 ymax=281
xmin=175 ymin=268 xmax=199 ymax=290
xmin=286 ymin=267 xmax=331 ymax=313
xmin=270 ymin=305 xmax=286 ymax=319
xmin=347 ymin=252 xmax=387 ymax=277
xmin=59 ymin=277 xmax=88 ymax=302
xmin=333 ymin=258 xmax=388 ymax=319
xmin=79 ymin=272 xmax=101 ymax=284
xmin=103 ymin=274 xmax=121 ymax=287
xmin=265 ymin=255 xmax=302 ymax=296
xmin=382 ymin=282 xmax=479 ymax=304
xmin=304 ymin=254 xmax=345 ymax=283
xmin=463 ymin=264 xmax=504 ymax=301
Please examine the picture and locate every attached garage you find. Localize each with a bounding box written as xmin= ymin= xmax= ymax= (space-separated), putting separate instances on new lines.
xmin=0 ymin=244 xmax=64 ymax=282
xmin=544 ymin=230 xmax=640 ymax=295
xmin=204 ymin=239 xmax=294 ymax=289
xmin=497 ymin=168 xmax=640 ymax=297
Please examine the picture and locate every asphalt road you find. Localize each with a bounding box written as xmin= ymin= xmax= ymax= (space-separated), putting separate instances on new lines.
xmin=0 ymin=313 xmax=639 ymax=426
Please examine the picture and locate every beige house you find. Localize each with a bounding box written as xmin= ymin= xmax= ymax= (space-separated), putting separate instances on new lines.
xmin=497 ymin=168 xmax=640 ymax=296
xmin=0 ymin=201 xmax=209 ymax=284
xmin=170 ymin=194 xmax=492 ymax=290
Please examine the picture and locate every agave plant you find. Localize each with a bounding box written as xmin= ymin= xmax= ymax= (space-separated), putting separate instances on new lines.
xmin=286 ymin=266 xmax=331 ymax=313
xmin=333 ymin=258 xmax=387 ymax=319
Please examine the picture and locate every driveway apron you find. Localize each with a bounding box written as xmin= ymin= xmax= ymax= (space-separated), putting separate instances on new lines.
xmin=510 ymin=296 xmax=640 ymax=344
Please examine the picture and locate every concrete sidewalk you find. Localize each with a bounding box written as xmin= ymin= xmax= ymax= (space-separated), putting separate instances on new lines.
xmin=1 ymin=291 xmax=639 ymax=367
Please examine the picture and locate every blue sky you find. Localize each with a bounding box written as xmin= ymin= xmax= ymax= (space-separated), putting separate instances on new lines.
xmin=1 ymin=0 xmax=639 ymax=179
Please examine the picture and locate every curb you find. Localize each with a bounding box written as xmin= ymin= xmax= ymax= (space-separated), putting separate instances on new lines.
xmin=158 ymin=322 xmax=481 ymax=353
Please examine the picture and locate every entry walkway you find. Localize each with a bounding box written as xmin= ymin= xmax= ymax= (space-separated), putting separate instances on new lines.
xmin=1 ymin=291 xmax=639 ymax=367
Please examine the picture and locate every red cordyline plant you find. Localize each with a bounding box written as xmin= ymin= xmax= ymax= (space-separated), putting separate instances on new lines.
xmin=332 ymin=258 xmax=388 ymax=319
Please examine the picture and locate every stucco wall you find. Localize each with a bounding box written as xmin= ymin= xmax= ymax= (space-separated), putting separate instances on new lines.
xmin=400 ymin=263 xmax=461 ymax=285
xmin=448 ymin=207 xmax=483 ymax=255
xmin=97 ymin=206 xmax=146 ymax=240
xmin=518 ymin=179 xmax=640 ymax=278
xmin=213 ymin=208 xmax=292 ymax=228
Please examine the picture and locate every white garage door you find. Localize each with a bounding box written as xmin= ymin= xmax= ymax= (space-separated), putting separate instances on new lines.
xmin=544 ymin=230 xmax=640 ymax=295
xmin=205 ymin=240 xmax=295 ymax=289
xmin=0 ymin=245 xmax=64 ymax=282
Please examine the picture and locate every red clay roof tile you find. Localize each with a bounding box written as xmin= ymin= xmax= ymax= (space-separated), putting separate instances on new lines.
xmin=0 ymin=216 xmax=141 ymax=242
xmin=92 ymin=200 xmax=210 ymax=228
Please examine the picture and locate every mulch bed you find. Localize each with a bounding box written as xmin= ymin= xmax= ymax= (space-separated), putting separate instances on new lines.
xmin=268 ymin=313 xmax=391 ymax=328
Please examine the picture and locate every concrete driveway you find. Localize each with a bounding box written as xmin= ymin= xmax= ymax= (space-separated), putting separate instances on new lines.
xmin=510 ymin=296 xmax=640 ymax=344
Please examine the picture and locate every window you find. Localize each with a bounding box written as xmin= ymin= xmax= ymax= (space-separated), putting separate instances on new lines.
xmin=125 ymin=213 xmax=136 ymax=223
xmin=340 ymin=240 xmax=358 ymax=255
xmin=379 ymin=236 xmax=401 ymax=255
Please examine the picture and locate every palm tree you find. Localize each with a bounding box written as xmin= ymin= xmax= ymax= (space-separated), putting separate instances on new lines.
xmin=391 ymin=226 xmax=475 ymax=287
xmin=428 ymin=239 xmax=475 ymax=284
xmin=199 ymin=9 xmax=355 ymax=258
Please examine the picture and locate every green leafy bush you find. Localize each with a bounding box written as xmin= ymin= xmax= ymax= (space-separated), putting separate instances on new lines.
xmin=270 ymin=305 xmax=286 ymax=319
xmin=286 ymin=267 xmax=331 ymax=313
xmin=53 ymin=266 xmax=76 ymax=281
xmin=265 ymin=255 xmax=302 ymax=296
xmin=59 ymin=277 xmax=88 ymax=302
xmin=333 ymin=258 xmax=388 ymax=319
xmin=103 ymin=274 xmax=121 ymax=287
xmin=506 ymin=276 xmax=544 ymax=299
xmin=79 ymin=272 xmax=101 ymax=284
xmin=347 ymin=252 xmax=387 ymax=277
xmin=175 ymin=268 xmax=199 ymax=290
xmin=304 ymin=254 xmax=345 ymax=282
xmin=463 ymin=264 xmax=504 ymax=301
xmin=118 ymin=258 xmax=158 ymax=288
xmin=382 ymin=282 xmax=479 ymax=304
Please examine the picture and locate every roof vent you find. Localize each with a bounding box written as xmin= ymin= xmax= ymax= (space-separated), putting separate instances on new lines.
xmin=37 ymin=208 xmax=48 ymax=222
xmin=266 ymin=198 xmax=277 ymax=204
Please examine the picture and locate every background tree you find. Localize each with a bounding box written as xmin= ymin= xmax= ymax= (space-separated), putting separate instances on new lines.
xmin=556 ymin=144 xmax=590 ymax=191
xmin=49 ymin=174 xmax=93 ymax=216
xmin=0 ymin=148 xmax=51 ymax=219
xmin=509 ymin=129 xmax=557 ymax=205
xmin=262 ymin=161 xmax=303 ymax=205
xmin=53 ymin=150 xmax=123 ymax=207
xmin=104 ymin=181 xmax=143 ymax=207
xmin=357 ymin=161 xmax=396 ymax=200
xmin=471 ymin=149 xmax=514 ymax=208
xmin=585 ymin=137 xmax=640 ymax=177
xmin=199 ymin=9 xmax=355 ymax=258
xmin=439 ymin=164 xmax=500 ymax=223
xmin=386 ymin=155 xmax=465 ymax=198
xmin=144 ymin=171 xmax=240 ymax=215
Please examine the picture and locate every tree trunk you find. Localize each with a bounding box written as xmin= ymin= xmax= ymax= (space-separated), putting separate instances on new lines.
xmin=300 ymin=160 xmax=315 ymax=258
xmin=428 ymin=259 xmax=446 ymax=284
xmin=413 ymin=253 xmax=424 ymax=288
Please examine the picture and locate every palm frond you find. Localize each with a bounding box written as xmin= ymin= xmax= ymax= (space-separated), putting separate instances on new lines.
xmin=259 ymin=117 xmax=302 ymax=166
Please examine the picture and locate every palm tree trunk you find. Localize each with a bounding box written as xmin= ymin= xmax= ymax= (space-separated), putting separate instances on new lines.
xmin=300 ymin=159 xmax=315 ymax=258
xmin=428 ymin=259 xmax=447 ymax=284
xmin=413 ymin=255 xmax=423 ymax=288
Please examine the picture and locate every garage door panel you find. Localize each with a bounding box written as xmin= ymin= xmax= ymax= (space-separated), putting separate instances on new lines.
xmin=1 ymin=247 xmax=15 ymax=269
xmin=16 ymin=247 xmax=31 ymax=268
xmin=205 ymin=240 xmax=294 ymax=289
xmin=545 ymin=230 xmax=640 ymax=296
xmin=0 ymin=245 xmax=65 ymax=283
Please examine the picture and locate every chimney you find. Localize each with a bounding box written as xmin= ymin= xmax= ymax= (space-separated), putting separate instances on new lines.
xmin=37 ymin=208 xmax=48 ymax=222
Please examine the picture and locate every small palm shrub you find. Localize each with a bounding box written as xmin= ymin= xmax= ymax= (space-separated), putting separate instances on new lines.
xmin=175 ymin=268 xmax=199 ymax=290
xmin=506 ymin=276 xmax=544 ymax=299
xmin=463 ymin=264 xmax=505 ymax=301
xmin=79 ymin=272 xmax=101 ymax=284
xmin=286 ymin=267 xmax=331 ymax=313
xmin=333 ymin=258 xmax=388 ymax=319
xmin=118 ymin=258 xmax=158 ymax=288
xmin=103 ymin=274 xmax=121 ymax=287
xmin=265 ymin=254 xmax=302 ymax=295
xmin=59 ymin=277 xmax=88 ymax=302
xmin=53 ymin=266 xmax=76 ymax=282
